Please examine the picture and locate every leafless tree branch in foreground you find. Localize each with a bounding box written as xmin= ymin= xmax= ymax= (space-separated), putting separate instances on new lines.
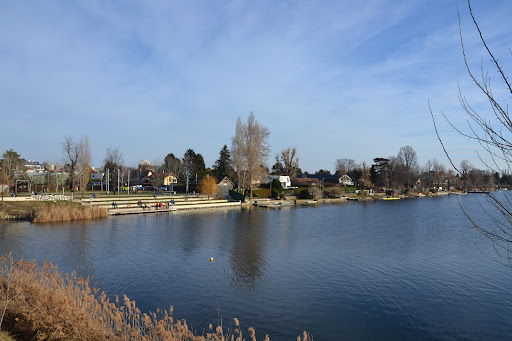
xmin=430 ymin=0 xmax=512 ymax=267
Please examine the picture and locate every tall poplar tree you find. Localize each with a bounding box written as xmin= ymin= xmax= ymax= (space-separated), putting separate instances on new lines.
xmin=231 ymin=112 xmax=270 ymax=197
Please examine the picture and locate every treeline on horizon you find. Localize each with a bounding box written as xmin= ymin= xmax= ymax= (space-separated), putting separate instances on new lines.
xmin=1 ymin=113 xmax=508 ymax=195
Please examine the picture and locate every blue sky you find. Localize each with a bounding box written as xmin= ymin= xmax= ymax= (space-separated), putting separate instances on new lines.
xmin=1 ymin=0 xmax=512 ymax=173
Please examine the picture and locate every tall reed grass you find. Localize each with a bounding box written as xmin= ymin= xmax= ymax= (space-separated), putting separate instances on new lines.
xmin=0 ymin=254 xmax=311 ymax=340
xmin=32 ymin=204 xmax=108 ymax=223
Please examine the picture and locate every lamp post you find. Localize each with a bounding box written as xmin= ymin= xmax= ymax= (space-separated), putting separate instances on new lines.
xmin=186 ymin=172 xmax=190 ymax=197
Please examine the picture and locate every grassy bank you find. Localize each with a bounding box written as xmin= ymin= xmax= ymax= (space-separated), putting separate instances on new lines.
xmin=0 ymin=331 xmax=14 ymax=341
xmin=0 ymin=254 xmax=311 ymax=340
xmin=0 ymin=201 xmax=108 ymax=223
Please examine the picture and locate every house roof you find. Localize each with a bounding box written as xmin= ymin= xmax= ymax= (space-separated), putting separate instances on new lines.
xmin=306 ymin=174 xmax=340 ymax=181
xmin=217 ymin=176 xmax=234 ymax=186
xmin=291 ymin=177 xmax=320 ymax=186
xmin=148 ymin=172 xmax=177 ymax=179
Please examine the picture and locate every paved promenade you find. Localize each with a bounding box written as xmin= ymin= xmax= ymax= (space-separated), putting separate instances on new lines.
xmin=75 ymin=194 xmax=242 ymax=215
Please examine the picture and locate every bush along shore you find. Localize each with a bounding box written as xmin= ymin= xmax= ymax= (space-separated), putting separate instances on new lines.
xmin=0 ymin=254 xmax=312 ymax=341
xmin=0 ymin=201 xmax=108 ymax=223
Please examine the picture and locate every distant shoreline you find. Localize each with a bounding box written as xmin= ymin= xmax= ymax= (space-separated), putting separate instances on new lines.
xmin=0 ymin=190 xmax=479 ymax=222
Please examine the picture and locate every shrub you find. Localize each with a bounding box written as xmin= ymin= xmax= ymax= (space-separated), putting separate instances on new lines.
xmin=324 ymin=187 xmax=342 ymax=198
xmin=252 ymin=189 xmax=271 ymax=198
xmin=270 ymin=179 xmax=283 ymax=190
xmin=299 ymin=189 xmax=311 ymax=199
xmin=270 ymin=189 xmax=279 ymax=199
xmin=294 ymin=187 xmax=308 ymax=195
xmin=340 ymin=186 xmax=356 ymax=193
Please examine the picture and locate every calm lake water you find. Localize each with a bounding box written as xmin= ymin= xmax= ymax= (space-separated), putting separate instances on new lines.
xmin=1 ymin=195 xmax=512 ymax=340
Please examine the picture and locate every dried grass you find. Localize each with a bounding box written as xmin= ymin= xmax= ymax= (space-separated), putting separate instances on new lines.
xmin=32 ymin=204 xmax=108 ymax=223
xmin=1 ymin=201 xmax=109 ymax=223
xmin=0 ymin=254 xmax=308 ymax=340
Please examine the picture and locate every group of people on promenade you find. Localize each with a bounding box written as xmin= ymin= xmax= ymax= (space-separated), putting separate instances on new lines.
xmin=110 ymin=199 xmax=176 ymax=210
xmin=137 ymin=199 xmax=176 ymax=210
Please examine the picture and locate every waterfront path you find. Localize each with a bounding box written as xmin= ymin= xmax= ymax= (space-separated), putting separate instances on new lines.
xmin=75 ymin=194 xmax=241 ymax=215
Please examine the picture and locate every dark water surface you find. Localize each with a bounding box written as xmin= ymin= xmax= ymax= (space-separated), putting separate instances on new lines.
xmin=1 ymin=195 xmax=512 ymax=340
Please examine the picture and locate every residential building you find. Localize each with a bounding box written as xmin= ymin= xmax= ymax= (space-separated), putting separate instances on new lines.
xmin=338 ymin=174 xmax=354 ymax=186
xmin=217 ymin=176 xmax=234 ymax=197
xmin=291 ymin=177 xmax=321 ymax=187
xmin=268 ymin=175 xmax=292 ymax=189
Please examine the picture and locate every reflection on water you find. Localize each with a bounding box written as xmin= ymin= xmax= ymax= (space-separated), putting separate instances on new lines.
xmin=1 ymin=198 xmax=512 ymax=340
xmin=230 ymin=209 xmax=268 ymax=288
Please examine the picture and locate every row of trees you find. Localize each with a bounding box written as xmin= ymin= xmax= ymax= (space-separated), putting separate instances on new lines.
xmin=334 ymin=147 xmax=504 ymax=192
xmin=0 ymin=135 xmax=92 ymax=202
xmin=1 ymin=136 xmax=503 ymax=201
xmin=1 ymin=114 xmax=505 ymax=200
xmin=1 ymin=137 xmax=502 ymax=201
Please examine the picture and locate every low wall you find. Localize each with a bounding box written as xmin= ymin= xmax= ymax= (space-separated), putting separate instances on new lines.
xmin=2 ymin=195 xmax=70 ymax=202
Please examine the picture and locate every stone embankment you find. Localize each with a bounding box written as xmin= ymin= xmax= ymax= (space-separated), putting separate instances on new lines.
xmin=77 ymin=194 xmax=241 ymax=215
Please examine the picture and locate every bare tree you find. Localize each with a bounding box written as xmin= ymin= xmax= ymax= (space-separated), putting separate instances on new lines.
xmin=0 ymin=168 xmax=10 ymax=206
xmin=62 ymin=135 xmax=80 ymax=190
xmin=276 ymin=147 xmax=299 ymax=176
xmin=397 ymin=145 xmax=419 ymax=189
xmin=246 ymin=112 xmax=270 ymax=197
xmin=104 ymin=147 xmax=124 ymax=193
xmin=77 ymin=135 xmax=91 ymax=198
xmin=459 ymin=160 xmax=473 ymax=191
xmin=335 ymin=158 xmax=357 ymax=175
xmin=231 ymin=112 xmax=270 ymax=197
xmin=421 ymin=160 xmax=435 ymax=190
xmin=104 ymin=147 xmax=123 ymax=170
xmin=431 ymin=0 xmax=512 ymax=267
xmin=388 ymin=156 xmax=403 ymax=189
xmin=432 ymin=159 xmax=447 ymax=189
xmin=231 ymin=117 xmax=247 ymax=191
xmin=359 ymin=161 xmax=372 ymax=189
xmin=162 ymin=153 xmax=182 ymax=177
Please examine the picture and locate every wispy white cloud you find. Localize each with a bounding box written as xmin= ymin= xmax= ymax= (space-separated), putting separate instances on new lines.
xmin=1 ymin=0 xmax=512 ymax=171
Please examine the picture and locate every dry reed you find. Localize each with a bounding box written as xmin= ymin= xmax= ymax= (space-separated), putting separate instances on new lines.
xmin=0 ymin=254 xmax=309 ymax=340
xmin=32 ymin=204 xmax=108 ymax=223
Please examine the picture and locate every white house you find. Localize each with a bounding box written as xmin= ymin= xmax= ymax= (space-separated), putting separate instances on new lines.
xmin=338 ymin=174 xmax=354 ymax=186
xmin=268 ymin=175 xmax=292 ymax=189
